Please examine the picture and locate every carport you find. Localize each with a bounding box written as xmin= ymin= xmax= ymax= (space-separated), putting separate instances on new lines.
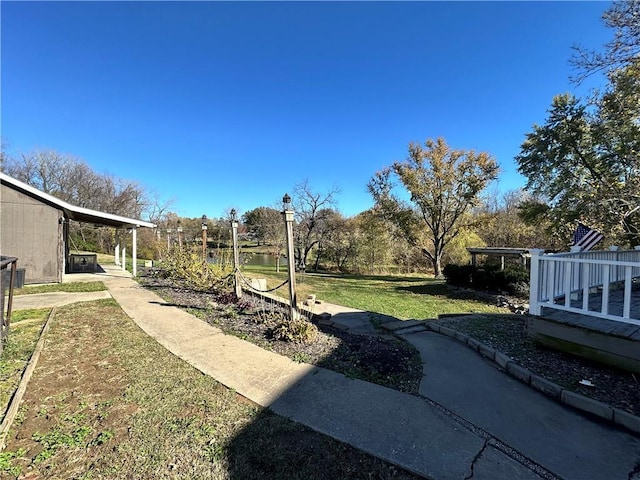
xmin=1 ymin=172 xmax=156 ymax=283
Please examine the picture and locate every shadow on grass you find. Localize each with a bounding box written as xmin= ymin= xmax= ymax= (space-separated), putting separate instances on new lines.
xmin=135 ymin=268 xmax=427 ymax=479
xmin=149 ymin=300 xmax=207 ymax=311
xmin=396 ymin=282 xmax=493 ymax=302
xmin=226 ymin=408 xmax=419 ymax=480
xmin=244 ymin=266 xmax=434 ymax=285
xmin=303 ymin=272 xmax=433 ymax=283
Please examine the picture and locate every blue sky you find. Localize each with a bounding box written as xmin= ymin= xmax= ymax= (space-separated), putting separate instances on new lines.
xmin=2 ymin=1 xmax=612 ymax=220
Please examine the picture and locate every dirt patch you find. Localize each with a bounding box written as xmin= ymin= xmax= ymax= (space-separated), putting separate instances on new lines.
xmin=4 ymin=300 xmax=139 ymax=478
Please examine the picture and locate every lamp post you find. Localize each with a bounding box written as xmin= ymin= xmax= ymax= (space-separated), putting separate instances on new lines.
xmin=230 ymin=209 xmax=242 ymax=298
xmin=201 ymin=215 xmax=208 ymax=262
xmin=166 ymin=227 xmax=172 ymax=250
xmin=177 ymin=220 xmax=183 ymax=247
xmin=282 ymin=193 xmax=298 ymax=320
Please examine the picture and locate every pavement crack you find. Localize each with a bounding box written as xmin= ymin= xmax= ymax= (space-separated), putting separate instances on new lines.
xmin=417 ymin=394 xmax=562 ymax=480
xmin=464 ymin=439 xmax=489 ymax=480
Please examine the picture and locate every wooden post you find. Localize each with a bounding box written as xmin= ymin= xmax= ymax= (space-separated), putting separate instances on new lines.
xmin=282 ymin=194 xmax=298 ymax=320
xmin=230 ymin=209 xmax=242 ymax=298
xmin=201 ymin=215 xmax=208 ymax=262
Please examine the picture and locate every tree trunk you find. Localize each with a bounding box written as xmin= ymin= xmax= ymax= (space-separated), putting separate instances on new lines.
xmin=433 ymin=259 xmax=443 ymax=279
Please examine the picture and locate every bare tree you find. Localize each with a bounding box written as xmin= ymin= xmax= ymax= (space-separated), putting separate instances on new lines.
xmin=4 ymin=149 xmax=160 ymax=255
xmin=570 ymin=0 xmax=640 ymax=82
xmin=291 ymin=180 xmax=340 ymax=270
xmin=4 ymin=149 xmax=151 ymax=218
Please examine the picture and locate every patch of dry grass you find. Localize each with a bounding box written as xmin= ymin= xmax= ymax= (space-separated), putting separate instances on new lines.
xmin=13 ymin=282 xmax=107 ymax=296
xmin=0 ymin=309 xmax=50 ymax=411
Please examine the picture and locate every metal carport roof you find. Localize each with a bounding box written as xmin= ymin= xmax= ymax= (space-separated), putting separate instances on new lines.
xmin=0 ymin=172 xmax=156 ymax=229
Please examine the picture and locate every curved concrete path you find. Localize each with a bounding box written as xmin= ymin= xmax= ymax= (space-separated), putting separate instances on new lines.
xmin=10 ymin=267 xmax=640 ymax=479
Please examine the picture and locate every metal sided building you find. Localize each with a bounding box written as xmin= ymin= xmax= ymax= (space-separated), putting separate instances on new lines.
xmin=1 ymin=172 xmax=155 ymax=284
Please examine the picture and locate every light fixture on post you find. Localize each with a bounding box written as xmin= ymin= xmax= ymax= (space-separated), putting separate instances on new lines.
xmin=177 ymin=220 xmax=183 ymax=247
xmin=201 ymin=215 xmax=208 ymax=262
xmin=230 ymin=209 xmax=242 ymax=298
xmin=282 ymin=193 xmax=298 ymax=320
xmin=166 ymin=226 xmax=172 ymax=251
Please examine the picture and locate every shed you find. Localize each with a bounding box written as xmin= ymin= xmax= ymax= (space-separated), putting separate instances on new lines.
xmin=1 ymin=172 xmax=155 ymax=283
xmin=466 ymin=247 xmax=531 ymax=270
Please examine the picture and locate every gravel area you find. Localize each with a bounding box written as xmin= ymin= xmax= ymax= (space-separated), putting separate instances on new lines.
xmin=436 ymin=314 xmax=640 ymax=416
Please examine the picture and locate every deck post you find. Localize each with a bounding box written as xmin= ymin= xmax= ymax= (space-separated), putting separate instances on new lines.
xmin=529 ymin=249 xmax=545 ymax=315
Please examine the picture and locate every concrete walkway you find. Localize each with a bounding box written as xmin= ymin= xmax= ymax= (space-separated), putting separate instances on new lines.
xmin=10 ymin=268 xmax=640 ymax=479
xmin=11 ymin=290 xmax=111 ymax=310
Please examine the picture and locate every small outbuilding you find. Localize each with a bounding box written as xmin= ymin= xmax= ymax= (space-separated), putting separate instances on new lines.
xmin=1 ymin=172 xmax=155 ymax=284
xmin=466 ymin=247 xmax=531 ymax=270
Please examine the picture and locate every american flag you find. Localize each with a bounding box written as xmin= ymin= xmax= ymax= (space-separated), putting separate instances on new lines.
xmin=573 ymin=222 xmax=604 ymax=251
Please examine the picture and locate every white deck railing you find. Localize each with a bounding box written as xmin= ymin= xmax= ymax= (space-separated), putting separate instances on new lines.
xmin=529 ymin=248 xmax=640 ymax=325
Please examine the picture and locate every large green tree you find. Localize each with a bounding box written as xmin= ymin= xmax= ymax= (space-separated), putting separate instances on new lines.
xmin=242 ymin=207 xmax=282 ymax=246
xmin=475 ymin=189 xmax=561 ymax=250
xmin=516 ymin=62 xmax=640 ymax=247
xmin=353 ymin=209 xmax=395 ymax=274
xmin=368 ymin=137 xmax=499 ymax=277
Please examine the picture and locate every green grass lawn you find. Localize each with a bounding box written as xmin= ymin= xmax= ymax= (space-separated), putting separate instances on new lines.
xmin=243 ymin=266 xmax=506 ymax=319
xmin=14 ymin=281 xmax=107 ymax=296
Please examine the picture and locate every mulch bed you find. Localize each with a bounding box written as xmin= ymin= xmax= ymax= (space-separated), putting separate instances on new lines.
xmin=138 ymin=268 xmax=423 ymax=394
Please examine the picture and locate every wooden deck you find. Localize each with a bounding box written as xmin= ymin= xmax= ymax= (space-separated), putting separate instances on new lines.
xmin=530 ymin=286 xmax=640 ymax=372
xmin=541 ymin=285 xmax=640 ymax=340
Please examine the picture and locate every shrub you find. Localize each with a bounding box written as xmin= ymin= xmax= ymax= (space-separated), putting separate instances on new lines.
xmin=443 ymin=264 xmax=475 ymax=288
xmin=444 ymin=263 xmax=529 ymax=296
xmin=271 ymin=317 xmax=319 ymax=344
xmin=161 ymin=247 xmax=234 ymax=292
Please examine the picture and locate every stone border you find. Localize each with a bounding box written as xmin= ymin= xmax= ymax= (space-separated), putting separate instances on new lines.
xmin=424 ymin=321 xmax=640 ymax=435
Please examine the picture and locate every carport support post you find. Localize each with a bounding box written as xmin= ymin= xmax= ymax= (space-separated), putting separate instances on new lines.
xmin=132 ymin=226 xmax=137 ymax=277
xmin=230 ymin=209 xmax=242 ymax=298
xmin=122 ymin=237 xmax=127 ymax=273
xmin=282 ymin=194 xmax=298 ymax=320
xmin=115 ymin=232 xmax=121 ymax=266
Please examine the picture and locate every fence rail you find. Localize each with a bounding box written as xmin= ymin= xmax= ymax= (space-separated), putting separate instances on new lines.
xmin=529 ymin=248 xmax=640 ymax=325
xmin=0 ymin=256 xmax=19 ymax=351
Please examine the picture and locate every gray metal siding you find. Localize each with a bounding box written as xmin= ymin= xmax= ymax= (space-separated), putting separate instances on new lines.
xmin=1 ymin=184 xmax=62 ymax=283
